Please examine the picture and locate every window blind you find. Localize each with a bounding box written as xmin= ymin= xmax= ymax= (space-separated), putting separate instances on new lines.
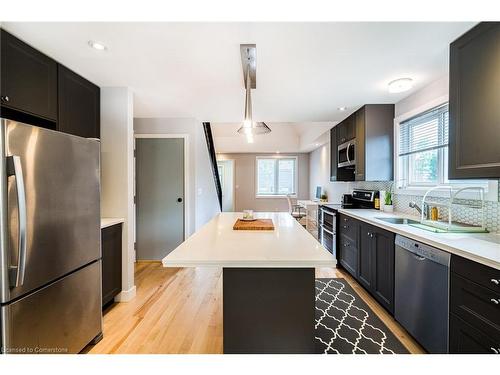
xmin=399 ymin=104 xmax=449 ymax=157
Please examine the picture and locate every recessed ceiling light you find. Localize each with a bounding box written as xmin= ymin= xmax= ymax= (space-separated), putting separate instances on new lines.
xmin=88 ymin=40 xmax=107 ymax=51
xmin=388 ymin=78 xmax=413 ymax=93
xmin=338 ymin=107 xmax=347 ymax=111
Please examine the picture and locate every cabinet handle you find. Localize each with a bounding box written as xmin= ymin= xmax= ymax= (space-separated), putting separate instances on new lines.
xmin=491 ymin=279 xmax=500 ymax=285
xmin=1 ymin=95 xmax=9 ymax=102
xmin=343 ymin=225 xmax=349 ymax=229
xmin=343 ymin=218 xmax=348 ymax=222
xmin=343 ymin=243 xmax=350 ymax=247
xmin=491 ymin=299 xmax=499 ymax=305
xmin=491 ymin=347 xmax=499 ymax=354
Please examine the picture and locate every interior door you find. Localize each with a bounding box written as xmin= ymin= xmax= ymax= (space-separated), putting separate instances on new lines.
xmin=2 ymin=120 xmax=101 ymax=302
xmin=136 ymin=138 xmax=184 ymax=260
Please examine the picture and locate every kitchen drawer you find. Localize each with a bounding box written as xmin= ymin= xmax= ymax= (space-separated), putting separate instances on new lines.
xmin=339 ymin=235 xmax=358 ymax=277
xmin=321 ymin=228 xmax=333 ymax=254
xmin=450 ymin=313 xmax=500 ymax=354
xmin=451 ymin=254 xmax=500 ymax=293
xmin=338 ymin=214 xmax=358 ymax=243
xmin=451 ymin=272 xmax=500 ymax=336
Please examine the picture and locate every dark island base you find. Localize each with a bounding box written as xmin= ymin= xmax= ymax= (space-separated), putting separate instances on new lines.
xmin=222 ymin=267 xmax=316 ymax=354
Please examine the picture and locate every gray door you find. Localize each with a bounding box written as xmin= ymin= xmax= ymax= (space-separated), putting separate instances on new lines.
xmin=1 ymin=120 xmax=101 ymax=303
xmin=136 ymin=138 xmax=184 ymax=260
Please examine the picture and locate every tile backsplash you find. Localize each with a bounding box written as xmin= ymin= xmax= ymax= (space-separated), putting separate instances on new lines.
xmin=347 ymin=180 xmax=500 ymax=233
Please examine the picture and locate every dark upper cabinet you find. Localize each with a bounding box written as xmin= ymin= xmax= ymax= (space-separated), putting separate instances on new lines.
xmin=0 ymin=29 xmax=57 ymax=121
xmin=330 ymin=126 xmax=337 ymax=181
xmin=58 ymin=65 xmax=100 ymax=139
xmin=332 ymin=104 xmax=394 ymax=182
xmin=336 ymin=115 xmax=355 ymax=145
xmin=449 ymin=22 xmax=500 ymax=179
xmin=101 ymin=223 xmax=123 ymax=307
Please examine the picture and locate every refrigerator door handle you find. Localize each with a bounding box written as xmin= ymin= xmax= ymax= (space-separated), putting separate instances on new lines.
xmin=7 ymin=155 xmax=27 ymax=287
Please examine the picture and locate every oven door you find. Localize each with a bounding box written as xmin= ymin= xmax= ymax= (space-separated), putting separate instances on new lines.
xmin=338 ymin=140 xmax=356 ymax=168
xmin=319 ymin=208 xmax=336 ymax=255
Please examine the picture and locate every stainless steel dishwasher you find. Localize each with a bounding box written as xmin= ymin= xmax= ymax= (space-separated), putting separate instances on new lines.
xmin=394 ymin=235 xmax=451 ymax=354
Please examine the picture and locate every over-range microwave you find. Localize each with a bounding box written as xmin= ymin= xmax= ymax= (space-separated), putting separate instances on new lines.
xmin=338 ymin=139 xmax=356 ymax=168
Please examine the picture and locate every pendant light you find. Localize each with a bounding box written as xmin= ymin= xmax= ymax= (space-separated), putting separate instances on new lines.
xmin=237 ymin=45 xmax=271 ymax=139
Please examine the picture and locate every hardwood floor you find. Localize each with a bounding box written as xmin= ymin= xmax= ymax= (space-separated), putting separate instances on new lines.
xmin=86 ymin=262 xmax=425 ymax=354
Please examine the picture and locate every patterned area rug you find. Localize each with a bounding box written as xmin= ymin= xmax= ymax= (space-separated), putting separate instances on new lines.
xmin=315 ymin=278 xmax=409 ymax=354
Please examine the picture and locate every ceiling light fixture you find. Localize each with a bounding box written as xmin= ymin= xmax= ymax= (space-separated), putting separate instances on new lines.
xmin=338 ymin=107 xmax=347 ymax=111
xmin=388 ymin=78 xmax=413 ymax=93
xmin=237 ymin=44 xmax=271 ymax=142
xmin=88 ymin=40 xmax=107 ymax=51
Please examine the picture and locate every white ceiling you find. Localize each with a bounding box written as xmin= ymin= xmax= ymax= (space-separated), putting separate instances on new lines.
xmin=212 ymin=122 xmax=333 ymax=153
xmin=2 ymin=22 xmax=474 ymax=124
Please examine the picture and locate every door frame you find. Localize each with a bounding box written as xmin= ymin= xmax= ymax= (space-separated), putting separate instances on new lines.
xmin=133 ymin=134 xmax=190 ymax=251
xmin=217 ymin=158 xmax=236 ymax=211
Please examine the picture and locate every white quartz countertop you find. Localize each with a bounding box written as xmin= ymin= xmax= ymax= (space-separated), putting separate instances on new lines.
xmin=338 ymin=209 xmax=500 ymax=270
xmin=101 ymin=217 xmax=125 ymax=229
xmin=162 ymin=212 xmax=336 ymax=268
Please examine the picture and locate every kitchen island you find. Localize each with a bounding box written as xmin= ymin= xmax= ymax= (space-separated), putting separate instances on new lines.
xmin=162 ymin=212 xmax=336 ymax=353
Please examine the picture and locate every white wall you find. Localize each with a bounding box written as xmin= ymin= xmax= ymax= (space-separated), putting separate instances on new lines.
xmin=308 ymin=144 xmax=349 ymax=204
xmin=134 ymin=118 xmax=219 ymax=233
xmin=395 ymin=76 xmax=448 ymax=118
xmin=100 ymin=87 xmax=136 ymax=301
xmin=217 ymin=153 xmax=309 ymax=212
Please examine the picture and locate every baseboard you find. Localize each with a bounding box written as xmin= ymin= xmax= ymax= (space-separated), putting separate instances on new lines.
xmin=114 ymin=285 xmax=137 ymax=302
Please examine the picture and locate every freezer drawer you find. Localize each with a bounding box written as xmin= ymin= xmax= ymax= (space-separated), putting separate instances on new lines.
xmin=1 ymin=261 xmax=102 ymax=354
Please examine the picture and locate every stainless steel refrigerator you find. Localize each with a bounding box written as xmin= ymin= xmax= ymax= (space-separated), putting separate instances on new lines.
xmin=0 ymin=119 xmax=102 ymax=354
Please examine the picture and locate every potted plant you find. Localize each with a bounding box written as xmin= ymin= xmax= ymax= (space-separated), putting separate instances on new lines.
xmin=384 ymin=191 xmax=394 ymax=212
xmin=320 ymin=193 xmax=328 ymax=202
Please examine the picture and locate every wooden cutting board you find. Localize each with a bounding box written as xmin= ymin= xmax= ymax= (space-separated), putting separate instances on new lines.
xmin=233 ymin=218 xmax=275 ymax=231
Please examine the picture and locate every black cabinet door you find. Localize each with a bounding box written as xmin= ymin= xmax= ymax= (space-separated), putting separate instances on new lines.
xmin=337 ymin=115 xmax=355 ymax=145
xmin=370 ymin=226 xmax=395 ymax=314
xmin=58 ymin=65 xmax=100 ymax=138
xmin=338 ymin=214 xmax=359 ymax=278
xmin=450 ymin=314 xmax=500 ymax=354
xmin=101 ymin=224 xmax=123 ymax=307
xmin=449 ymin=22 xmax=500 ymax=179
xmin=354 ymin=107 xmax=365 ymax=181
xmin=330 ymin=126 xmax=337 ymax=181
xmin=1 ymin=29 xmax=57 ymax=120
xmin=357 ymin=222 xmax=373 ymax=290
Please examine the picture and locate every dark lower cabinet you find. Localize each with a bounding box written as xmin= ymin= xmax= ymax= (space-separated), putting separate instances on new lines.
xmin=338 ymin=214 xmax=359 ymax=277
xmin=337 ymin=215 xmax=395 ymax=314
xmin=358 ymin=222 xmax=395 ymax=314
xmin=357 ymin=224 xmax=373 ymax=290
xmin=58 ymin=65 xmax=100 ymax=139
xmin=450 ymin=314 xmax=500 ymax=354
xmin=101 ymin=223 xmax=123 ymax=307
xmin=1 ymin=29 xmax=57 ymax=121
xmin=449 ymin=255 xmax=500 ymax=353
xmin=370 ymin=226 xmax=395 ymax=313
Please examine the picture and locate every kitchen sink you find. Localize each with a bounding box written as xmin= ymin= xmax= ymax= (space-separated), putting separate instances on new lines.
xmin=375 ymin=217 xmax=420 ymax=225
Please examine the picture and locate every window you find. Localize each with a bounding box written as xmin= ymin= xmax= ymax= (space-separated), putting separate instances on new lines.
xmin=397 ymin=103 xmax=490 ymax=193
xmin=256 ymin=157 xmax=297 ymax=197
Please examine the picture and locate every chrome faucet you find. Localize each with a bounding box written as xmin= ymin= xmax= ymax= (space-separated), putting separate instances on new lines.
xmin=409 ymin=201 xmax=422 ymax=215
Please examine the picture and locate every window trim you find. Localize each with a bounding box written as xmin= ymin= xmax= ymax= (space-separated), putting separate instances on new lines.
xmin=255 ymin=155 xmax=299 ymax=198
xmin=394 ymin=95 xmax=498 ymax=202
